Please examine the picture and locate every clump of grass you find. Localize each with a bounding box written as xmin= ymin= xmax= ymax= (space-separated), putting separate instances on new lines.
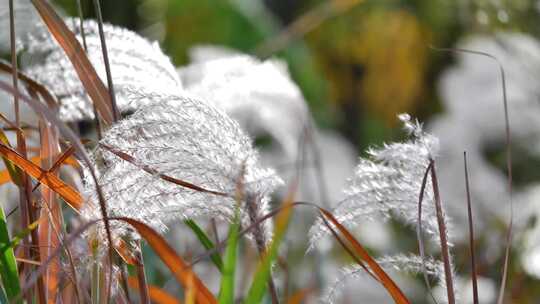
xmin=0 ymin=1 xmax=516 ymax=303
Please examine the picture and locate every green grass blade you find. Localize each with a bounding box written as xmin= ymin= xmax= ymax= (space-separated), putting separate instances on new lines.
xmin=0 ymin=285 xmax=8 ymax=304
xmin=244 ymin=201 xmax=294 ymax=304
xmin=218 ymin=209 xmax=240 ymax=304
xmin=0 ymin=205 xmax=21 ymax=302
xmin=184 ymin=219 xmax=223 ymax=272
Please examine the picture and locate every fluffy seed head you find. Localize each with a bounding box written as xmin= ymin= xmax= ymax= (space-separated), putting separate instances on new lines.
xmin=309 ymin=114 xmax=440 ymax=248
xmin=81 ymin=88 xmax=282 ymax=247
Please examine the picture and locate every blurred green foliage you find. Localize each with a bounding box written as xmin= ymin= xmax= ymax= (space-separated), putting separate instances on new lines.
xmin=53 ymin=0 xmax=540 ymax=150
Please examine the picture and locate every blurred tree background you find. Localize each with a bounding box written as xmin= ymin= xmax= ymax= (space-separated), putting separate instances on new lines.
xmin=53 ymin=0 xmax=540 ymax=150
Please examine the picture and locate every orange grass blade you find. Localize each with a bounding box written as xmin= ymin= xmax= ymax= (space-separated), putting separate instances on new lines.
xmin=117 ymin=218 xmax=217 ymax=304
xmin=127 ymin=277 xmax=182 ymax=304
xmin=38 ymin=120 xmax=62 ymax=304
xmin=29 ymin=0 xmax=115 ymax=125
xmin=319 ymin=209 xmax=410 ymax=304
xmin=0 ymin=169 xmax=11 ymax=185
xmin=49 ymin=146 xmax=78 ymax=172
xmin=287 ymin=288 xmax=312 ymax=304
xmin=185 ymin=272 xmax=196 ymax=304
xmin=0 ymin=143 xmax=83 ymax=210
xmin=0 ymin=155 xmax=79 ymax=186
xmin=115 ymin=240 xmax=137 ymax=265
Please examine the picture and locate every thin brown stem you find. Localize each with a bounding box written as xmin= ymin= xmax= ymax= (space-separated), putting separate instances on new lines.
xmin=430 ymin=47 xmax=513 ymax=303
xmin=429 ymin=160 xmax=455 ymax=304
xmin=76 ymin=0 xmax=88 ymax=51
xmin=134 ymin=242 xmax=150 ymax=304
xmin=8 ymin=0 xmax=19 ymax=128
xmin=92 ymin=0 xmax=120 ymax=121
xmin=9 ymin=2 xmax=46 ymax=302
xmin=245 ymin=194 xmax=280 ymax=304
xmin=76 ymin=0 xmax=102 ymax=140
xmin=118 ymin=262 xmax=132 ymax=304
xmin=464 ymin=152 xmax=479 ymax=304
xmin=416 ymin=161 xmax=438 ymax=304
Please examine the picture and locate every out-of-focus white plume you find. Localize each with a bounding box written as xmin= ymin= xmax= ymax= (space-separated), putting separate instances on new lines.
xmin=20 ymin=18 xmax=181 ymax=121
xmin=0 ymin=0 xmax=40 ymax=53
xmin=179 ymin=46 xmax=310 ymax=159
xmin=430 ymin=33 xmax=540 ymax=250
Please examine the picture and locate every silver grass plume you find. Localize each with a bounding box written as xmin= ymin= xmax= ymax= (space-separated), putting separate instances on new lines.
xmin=309 ymin=113 xmax=442 ymax=247
xmin=0 ymin=0 xmax=39 ymax=53
xmin=180 ymin=46 xmax=310 ymax=159
xmin=310 ymin=114 xmax=458 ymax=303
xmin=81 ymin=88 xmax=282 ymax=250
xmin=20 ymin=18 xmax=181 ymax=121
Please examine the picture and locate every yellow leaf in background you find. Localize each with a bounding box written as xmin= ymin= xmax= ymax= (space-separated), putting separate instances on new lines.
xmin=309 ymin=9 xmax=429 ymax=125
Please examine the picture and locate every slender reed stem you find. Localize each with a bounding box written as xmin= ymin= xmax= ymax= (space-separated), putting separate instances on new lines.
xmin=76 ymin=0 xmax=88 ymax=50
xmin=246 ymin=194 xmax=279 ymax=304
xmin=91 ymin=240 xmax=101 ymax=304
xmin=464 ymin=152 xmax=479 ymax=304
xmin=76 ymin=0 xmax=102 ymax=140
xmin=135 ymin=242 xmax=150 ymax=304
xmin=416 ymin=161 xmax=438 ymax=303
xmin=8 ymin=0 xmax=19 ymax=129
xmin=118 ymin=262 xmax=131 ymax=304
xmin=92 ymin=0 xmax=120 ymax=121
xmin=429 ymin=160 xmax=455 ymax=304
xmin=82 ymin=0 xmax=118 ymax=291
xmin=430 ymin=47 xmax=513 ymax=303
xmin=9 ymin=2 xmax=46 ymax=303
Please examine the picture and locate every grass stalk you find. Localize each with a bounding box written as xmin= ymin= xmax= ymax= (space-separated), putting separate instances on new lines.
xmin=135 ymin=242 xmax=150 ymax=304
xmin=245 ymin=194 xmax=280 ymax=304
xmin=91 ymin=0 xmax=120 ymax=121
xmin=429 ymin=160 xmax=455 ymax=304
xmin=464 ymin=152 xmax=479 ymax=304
xmin=9 ymin=2 xmax=46 ymax=302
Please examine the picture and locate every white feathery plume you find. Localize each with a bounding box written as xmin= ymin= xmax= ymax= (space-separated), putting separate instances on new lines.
xmin=81 ymin=88 xmax=282 ymax=249
xmin=184 ymin=45 xmax=240 ymax=63
xmin=0 ymin=0 xmax=40 ymax=53
xmin=179 ymin=46 xmax=310 ymax=159
xmin=309 ymin=114 xmax=441 ymax=247
xmin=20 ymin=18 xmax=181 ymax=121
xmin=310 ymin=114 xmax=459 ymax=303
xmin=0 ymin=72 xmax=38 ymax=125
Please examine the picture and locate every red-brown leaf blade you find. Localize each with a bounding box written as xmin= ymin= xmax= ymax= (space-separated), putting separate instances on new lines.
xmin=319 ymin=209 xmax=410 ymax=304
xmin=38 ymin=120 xmax=62 ymax=304
xmin=118 ymin=218 xmax=217 ymax=304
